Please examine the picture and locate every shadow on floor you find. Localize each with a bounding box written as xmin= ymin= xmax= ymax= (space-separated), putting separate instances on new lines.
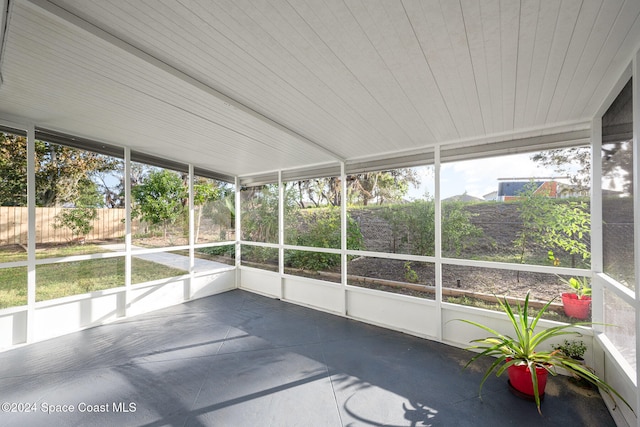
xmin=0 ymin=290 xmax=616 ymax=426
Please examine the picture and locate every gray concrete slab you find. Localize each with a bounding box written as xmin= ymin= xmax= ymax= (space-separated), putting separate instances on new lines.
xmin=0 ymin=290 xmax=616 ymax=426
xmin=100 ymin=243 xmax=231 ymax=272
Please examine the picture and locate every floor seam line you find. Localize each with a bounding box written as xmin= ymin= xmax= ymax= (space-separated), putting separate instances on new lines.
xmin=322 ymin=347 xmax=344 ymax=426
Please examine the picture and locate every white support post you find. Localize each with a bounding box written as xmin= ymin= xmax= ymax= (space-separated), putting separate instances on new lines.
xmin=186 ymin=164 xmax=195 ymax=301
xmin=122 ymin=147 xmax=131 ymax=317
xmin=235 ymin=176 xmax=241 ymax=289
xmin=633 ymin=49 xmax=640 ymax=427
xmin=591 ymin=117 xmax=604 ymax=329
xmin=434 ymin=146 xmax=442 ymax=341
xmin=278 ymin=171 xmax=285 ymax=299
xmin=26 ymin=125 xmax=35 ymax=343
xmin=341 ymin=161 xmax=347 ymax=316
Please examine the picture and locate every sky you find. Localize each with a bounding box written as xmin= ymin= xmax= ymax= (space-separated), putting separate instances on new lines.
xmin=408 ymin=152 xmax=566 ymax=201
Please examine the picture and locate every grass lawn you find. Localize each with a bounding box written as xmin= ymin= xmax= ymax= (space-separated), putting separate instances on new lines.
xmin=0 ymin=266 xmax=27 ymax=309
xmin=0 ymin=245 xmax=188 ymax=308
xmin=0 ymin=243 xmax=121 ymax=263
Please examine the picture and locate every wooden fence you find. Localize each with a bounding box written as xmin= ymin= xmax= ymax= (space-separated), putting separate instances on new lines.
xmin=0 ymin=207 xmax=126 ymax=245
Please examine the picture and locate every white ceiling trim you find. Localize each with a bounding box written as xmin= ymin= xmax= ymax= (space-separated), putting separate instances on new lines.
xmin=238 ymin=119 xmax=591 ymax=182
xmin=345 ymin=119 xmax=590 ymax=166
xmin=438 ymin=118 xmax=591 ymax=151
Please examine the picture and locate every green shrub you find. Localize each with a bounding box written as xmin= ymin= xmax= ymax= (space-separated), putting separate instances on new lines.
xmin=380 ymin=200 xmax=482 ymax=256
xmin=285 ymin=249 xmax=340 ymax=271
xmin=381 ymin=201 xmax=435 ymax=255
xmin=285 ymin=209 xmax=363 ymax=271
xmin=442 ymin=201 xmax=484 ymax=256
xmin=53 ymin=207 xmax=98 ymax=241
xmin=514 ymin=182 xmax=590 ymax=268
xmin=242 ymin=245 xmax=278 ymax=265
xmin=198 ymin=245 xmax=235 ymax=258
xmin=404 ymin=262 xmax=419 ymax=283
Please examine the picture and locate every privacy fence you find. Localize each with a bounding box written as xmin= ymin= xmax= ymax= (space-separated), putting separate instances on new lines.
xmin=0 ymin=207 xmax=126 ymax=245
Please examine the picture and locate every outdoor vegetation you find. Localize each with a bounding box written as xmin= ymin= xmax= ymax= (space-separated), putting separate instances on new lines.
xmin=131 ymin=166 xmax=234 ymax=247
xmin=234 ymin=152 xmax=594 ymax=321
xmin=0 ymin=133 xmax=234 ymax=305
xmin=0 ymin=131 xmax=605 ymax=320
xmin=458 ymin=292 xmax=632 ymax=414
xmin=0 ymin=247 xmax=188 ymax=309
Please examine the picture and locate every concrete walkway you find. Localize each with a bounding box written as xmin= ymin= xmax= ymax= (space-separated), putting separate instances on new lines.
xmin=100 ymin=244 xmax=231 ymax=273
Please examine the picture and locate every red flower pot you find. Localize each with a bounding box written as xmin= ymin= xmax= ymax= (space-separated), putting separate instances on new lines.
xmin=562 ymin=293 xmax=592 ymax=320
xmin=508 ymin=363 xmax=548 ymax=397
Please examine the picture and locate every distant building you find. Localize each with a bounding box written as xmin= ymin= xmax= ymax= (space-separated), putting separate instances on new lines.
xmin=497 ymin=180 xmax=558 ymax=201
xmin=483 ymin=191 xmax=498 ymax=201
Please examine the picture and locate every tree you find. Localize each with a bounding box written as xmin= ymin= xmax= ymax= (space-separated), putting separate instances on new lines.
xmin=545 ymin=201 xmax=591 ymax=268
xmin=289 ymin=177 xmax=340 ymax=208
xmin=532 ymin=141 xmax=633 ymax=199
xmin=0 ymin=133 xmax=28 ymax=206
xmin=0 ymin=133 xmax=119 ymax=207
xmin=348 ymin=169 xmax=420 ymax=206
xmin=94 ymin=161 xmax=125 ymax=208
xmin=94 ymin=162 xmax=154 ymax=209
xmin=530 ymin=147 xmax=591 ymax=193
xmin=291 ymin=179 xmax=327 ymax=208
xmin=380 ymin=199 xmax=482 ymax=257
xmin=132 ymin=170 xmax=187 ymax=237
xmin=192 ymin=178 xmax=233 ymax=242
xmin=285 ymin=208 xmax=364 ymax=271
xmin=53 ymin=207 xmax=99 ymax=242
xmin=240 ymin=184 xmax=282 ymax=243
xmin=36 ymin=141 xmax=119 ymax=207
xmin=52 ymin=178 xmax=103 ymax=244
xmin=381 ymin=203 xmax=425 ymax=254
xmin=442 ymin=200 xmax=484 ymax=256
xmin=287 ymin=169 xmax=421 ymax=209
xmin=513 ymin=182 xmax=555 ymax=268
xmin=513 ymin=182 xmax=590 ymax=274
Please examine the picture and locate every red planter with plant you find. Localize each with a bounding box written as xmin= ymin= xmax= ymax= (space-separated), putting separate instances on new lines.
xmin=508 ymin=363 xmax=548 ymax=396
xmin=561 ymin=293 xmax=591 ymax=319
xmin=457 ymin=292 xmax=633 ymax=415
xmin=558 ymin=276 xmax=591 ymax=320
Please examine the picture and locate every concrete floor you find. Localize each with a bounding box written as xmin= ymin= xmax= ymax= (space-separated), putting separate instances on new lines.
xmin=0 ymin=290 xmax=616 ymax=426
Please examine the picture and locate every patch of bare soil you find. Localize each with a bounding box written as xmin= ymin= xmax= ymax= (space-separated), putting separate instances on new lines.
xmin=132 ymin=236 xmax=188 ymax=247
xmin=347 ymin=257 xmax=567 ymax=303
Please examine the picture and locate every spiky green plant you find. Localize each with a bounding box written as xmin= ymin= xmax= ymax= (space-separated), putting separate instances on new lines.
xmin=557 ymin=275 xmax=591 ymax=299
xmin=457 ymin=292 xmax=632 ymax=414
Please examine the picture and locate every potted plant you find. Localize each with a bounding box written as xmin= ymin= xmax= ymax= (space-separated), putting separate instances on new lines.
xmin=457 ymin=292 xmax=631 ymax=414
xmin=558 ymin=276 xmax=591 ymax=319
xmin=552 ymin=339 xmax=593 ymax=388
xmin=552 ymin=339 xmax=586 ymax=361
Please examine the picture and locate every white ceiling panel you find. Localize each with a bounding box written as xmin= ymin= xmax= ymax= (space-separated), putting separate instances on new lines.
xmin=555 ymin=0 xmax=625 ymax=121
xmin=572 ymin=0 xmax=640 ymax=117
xmin=0 ymin=0 xmax=638 ymax=178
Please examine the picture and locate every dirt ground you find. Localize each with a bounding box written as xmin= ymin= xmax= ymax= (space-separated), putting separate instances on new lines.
xmin=28 ymin=236 xmax=571 ymax=305
xmin=347 ymin=256 xmax=569 ymax=303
